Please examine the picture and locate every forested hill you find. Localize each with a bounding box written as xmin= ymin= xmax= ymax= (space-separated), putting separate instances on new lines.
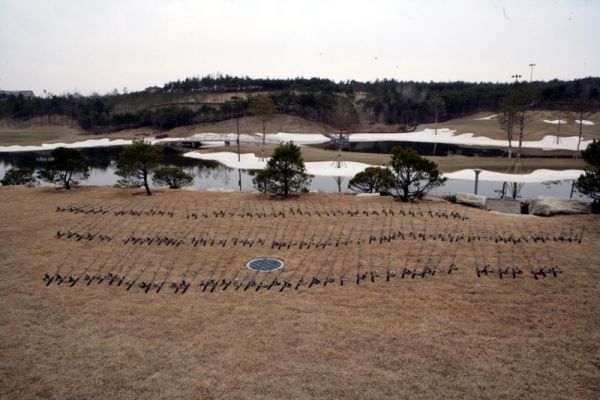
xmin=1 ymin=76 xmax=599 ymax=133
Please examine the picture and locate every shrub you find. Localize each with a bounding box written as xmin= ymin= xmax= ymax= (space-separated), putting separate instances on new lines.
xmin=253 ymin=142 xmax=311 ymax=197
xmin=152 ymin=167 xmax=194 ymax=189
xmin=348 ymin=167 xmax=395 ymax=193
xmin=389 ymin=147 xmax=446 ymax=202
xmin=1 ymin=167 xmax=36 ymax=186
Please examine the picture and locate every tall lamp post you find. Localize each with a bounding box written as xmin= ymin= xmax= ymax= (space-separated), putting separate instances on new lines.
xmin=474 ymin=169 xmax=482 ymax=195
xmin=236 ymin=117 xmax=240 ymax=162
xmin=510 ymin=73 xmax=523 ymax=200
xmin=528 ymin=63 xmax=536 ymax=82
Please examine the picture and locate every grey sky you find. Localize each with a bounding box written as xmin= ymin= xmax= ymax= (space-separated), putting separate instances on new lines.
xmin=0 ymin=0 xmax=598 ymax=95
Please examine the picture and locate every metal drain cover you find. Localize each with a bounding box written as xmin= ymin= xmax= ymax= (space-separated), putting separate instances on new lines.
xmin=246 ymin=258 xmax=284 ymax=272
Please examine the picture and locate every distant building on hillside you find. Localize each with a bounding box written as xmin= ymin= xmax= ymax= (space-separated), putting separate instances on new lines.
xmin=0 ymin=90 xmax=35 ymax=99
xmin=145 ymin=86 xmax=161 ymax=94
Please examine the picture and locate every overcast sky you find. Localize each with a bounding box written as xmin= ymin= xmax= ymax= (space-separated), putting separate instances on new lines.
xmin=0 ymin=0 xmax=598 ymax=95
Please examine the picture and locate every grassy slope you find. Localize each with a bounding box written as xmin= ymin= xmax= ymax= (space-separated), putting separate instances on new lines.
xmin=0 ymin=114 xmax=329 ymax=146
xmin=0 ymin=112 xmax=593 ymax=173
xmin=2 ymin=111 xmax=599 ymax=146
xmin=0 ymin=187 xmax=598 ymax=399
xmin=427 ymin=110 xmax=600 ymax=141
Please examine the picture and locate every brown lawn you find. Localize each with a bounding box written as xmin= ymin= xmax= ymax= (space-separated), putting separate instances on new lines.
xmin=0 ymin=187 xmax=598 ymax=399
xmin=2 ymin=110 xmax=598 ymax=148
xmin=427 ymin=110 xmax=600 ymax=142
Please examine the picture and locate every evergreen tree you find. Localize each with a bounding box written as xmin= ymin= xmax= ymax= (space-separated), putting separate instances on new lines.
xmin=116 ymin=141 xmax=162 ymax=195
xmin=389 ymin=147 xmax=446 ymax=201
xmin=576 ymin=140 xmax=600 ymax=212
xmin=1 ymin=167 xmax=36 ymax=186
xmin=37 ymin=147 xmax=89 ymax=190
xmin=348 ymin=167 xmax=394 ymax=193
xmin=152 ymin=166 xmax=194 ymax=189
xmin=253 ymin=142 xmax=311 ymax=197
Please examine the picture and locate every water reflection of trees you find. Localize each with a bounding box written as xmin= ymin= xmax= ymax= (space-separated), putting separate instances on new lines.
xmin=0 ymin=148 xmax=583 ymax=199
xmin=542 ymin=180 xmax=562 ymax=188
xmin=317 ymin=141 xmax=502 ymax=157
xmin=0 ymin=151 xmax=49 ymax=170
xmin=495 ymin=182 xmax=524 ymax=199
xmin=333 ymin=176 xmax=346 ymax=193
xmin=193 ymin=163 xmax=233 ymax=185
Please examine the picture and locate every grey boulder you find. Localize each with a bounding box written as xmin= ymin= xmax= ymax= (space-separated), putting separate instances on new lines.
xmin=530 ymin=196 xmax=591 ymax=216
xmin=456 ymin=192 xmax=487 ymax=209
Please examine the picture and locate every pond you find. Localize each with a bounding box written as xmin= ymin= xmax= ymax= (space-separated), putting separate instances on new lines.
xmin=318 ymin=139 xmax=576 ymax=158
xmin=319 ymin=139 xmax=505 ymax=157
xmin=0 ymin=146 xmax=584 ymax=200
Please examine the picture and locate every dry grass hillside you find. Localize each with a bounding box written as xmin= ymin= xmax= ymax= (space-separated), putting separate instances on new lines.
xmin=1 ymin=111 xmax=598 ymax=150
xmin=111 ymin=90 xmax=271 ymax=114
xmin=0 ymin=114 xmax=332 ymax=146
xmin=430 ymin=111 xmax=600 ymax=141
xmin=0 ymin=116 xmax=84 ymax=146
xmin=0 ymin=187 xmax=599 ymax=399
xmin=169 ymin=114 xmax=335 ymax=135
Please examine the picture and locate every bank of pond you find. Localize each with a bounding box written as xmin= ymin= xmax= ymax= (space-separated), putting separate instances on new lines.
xmin=0 ymin=146 xmax=583 ymax=200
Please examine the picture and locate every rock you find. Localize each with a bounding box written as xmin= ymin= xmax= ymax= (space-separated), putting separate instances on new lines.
xmin=355 ymin=193 xmax=380 ymax=197
xmin=530 ymin=197 xmax=591 ymax=216
xmin=423 ymin=195 xmax=451 ymax=203
xmin=456 ymin=192 xmax=487 ymax=209
xmin=206 ymin=188 xmax=235 ymax=193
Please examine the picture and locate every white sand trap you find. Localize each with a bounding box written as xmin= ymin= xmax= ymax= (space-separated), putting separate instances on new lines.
xmin=442 ymin=168 xmax=583 ymax=183
xmin=1 ymin=127 xmax=592 ymax=154
xmin=576 ymin=120 xmax=595 ymax=126
xmin=349 ymin=128 xmax=592 ymax=151
xmin=184 ymin=151 xmax=371 ymax=176
xmin=0 ymin=136 xmax=195 ymax=153
xmin=305 ymin=161 xmax=372 ymax=177
xmin=184 ymin=151 xmax=268 ymax=170
xmin=0 ymin=138 xmax=135 ymax=153
xmin=183 ymin=151 xmax=582 ymax=183
xmin=188 ymin=132 xmax=330 ymax=145
xmin=0 ymin=132 xmax=331 ymax=153
xmin=474 ymin=114 xmax=498 ymax=120
xmin=543 ymin=119 xmax=567 ymax=125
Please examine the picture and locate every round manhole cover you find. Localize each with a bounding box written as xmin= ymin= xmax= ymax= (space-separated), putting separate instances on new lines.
xmin=246 ymin=258 xmax=284 ymax=272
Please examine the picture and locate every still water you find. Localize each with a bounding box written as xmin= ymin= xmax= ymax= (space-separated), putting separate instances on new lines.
xmin=0 ymin=146 xmax=583 ymax=199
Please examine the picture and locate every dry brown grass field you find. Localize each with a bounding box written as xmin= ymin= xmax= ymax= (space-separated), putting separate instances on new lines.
xmin=2 ymin=110 xmax=598 ymax=147
xmin=0 ymin=187 xmax=599 ymax=399
xmin=0 ymin=123 xmax=157 ymax=147
xmin=428 ymin=110 xmax=600 ymax=142
xmin=0 ymin=114 xmax=331 ymax=146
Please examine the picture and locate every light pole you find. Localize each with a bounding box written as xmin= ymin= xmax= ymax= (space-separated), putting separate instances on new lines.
xmin=236 ymin=117 xmax=240 ymax=162
xmin=512 ymin=74 xmax=522 ymax=83
xmin=528 ymin=63 xmax=536 ymax=82
xmin=474 ymin=169 xmax=482 ymax=195
xmin=556 ymin=109 xmax=562 ymax=145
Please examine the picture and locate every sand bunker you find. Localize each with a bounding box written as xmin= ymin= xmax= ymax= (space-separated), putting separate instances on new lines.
xmin=184 ymin=151 xmax=584 ymax=182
